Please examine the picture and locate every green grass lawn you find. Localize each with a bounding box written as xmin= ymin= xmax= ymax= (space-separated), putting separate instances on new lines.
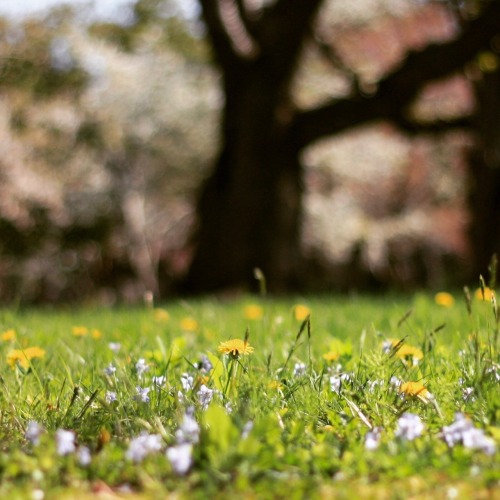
xmin=0 ymin=290 xmax=498 ymax=498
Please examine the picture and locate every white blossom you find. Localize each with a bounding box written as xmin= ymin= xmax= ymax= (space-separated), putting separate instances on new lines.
xmin=134 ymin=386 xmax=151 ymax=403
xmin=330 ymin=373 xmax=351 ymax=394
xmin=180 ymin=373 xmax=194 ymax=392
xmin=105 ymin=391 xmax=117 ymax=404
xmin=382 ymin=340 xmax=393 ymax=354
xmin=135 ymin=358 xmax=149 ymax=378
xmin=197 ymin=384 xmax=214 ymax=410
xmin=166 ymin=443 xmax=193 ymax=475
xmin=152 ymin=375 xmax=166 ymax=387
xmin=175 ymin=411 xmax=200 ymax=444
xmin=442 ymin=413 xmax=496 ymax=455
xmin=77 ymin=446 xmax=92 ymax=466
xmin=293 ymin=362 xmax=307 ymax=378
xmin=242 ymin=421 xmax=254 ymax=439
xmin=367 ymin=379 xmax=384 ymax=392
xmin=365 ymin=426 xmax=382 ymax=450
xmin=55 ymin=429 xmax=77 ymax=456
xmin=198 ymin=355 xmax=213 ymax=373
xmin=104 ymin=363 xmax=116 ymax=376
xmin=25 ymin=420 xmax=44 ymax=446
xmin=462 ymin=387 xmax=475 ymax=402
xmin=108 ymin=342 xmax=121 ymax=353
xmin=389 ymin=376 xmax=402 ymax=389
xmin=126 ymin=433 xmax=163 ymax=463
xmin=395 ymin=413 xmax=424 ymax=441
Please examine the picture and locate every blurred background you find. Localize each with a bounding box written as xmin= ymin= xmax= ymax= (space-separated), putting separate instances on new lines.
xmin=0 ymin=0 xmax=499 ymax=304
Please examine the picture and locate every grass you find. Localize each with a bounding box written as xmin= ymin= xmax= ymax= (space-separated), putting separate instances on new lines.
xmin=0 ymin=290 xmax=498 ymax=498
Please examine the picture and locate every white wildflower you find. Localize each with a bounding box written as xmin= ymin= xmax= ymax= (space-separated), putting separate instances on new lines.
xmin=242 ymin=421 xmax=253 ymax=439
xmin=395 ymin=413 xmax=424 ymax=441
xmin=126 ymin=433 xmax=163 ymax=463
xmin=104 ymin=363 xmax=116 ymax=376
xmin=166 ymin=443 xmax=193 ymax=475
xmin=486 ymin=365 xmax=500 ymax=382
xmin=198 ymin=355 xmax=213 ymax=373
xmin=442 ymin=413 xmax=496 ymax=455
xmin=462 ymin=387 xmax=475 ymax=402
xmin=382 ymin=340 xmax=393 ymax=354
xmin=365 ymin=426 xmax=382 ymax=450
xmin=134 ymin=386 xmax=151 ymax=403
xmin=176 ymin=411 xmax=200 ymax=444
xmin=55 ymin=429 xmax=76 ymax=456
xmin=367 ymin=379 xmax=384 ymax=392
xmin=108 ymin=342 xmax=121 ymax=353
xmin=25 ymin=420 xmax=44 ymax=446
xmin=330 ymin=373 xmax=351 ymax=394
xmin=105 ymin=391 xmax=117 ymax=404
xmin=135 ymin=358 xmax=149 ymax=378
xmin=152 ymin=375 xmax=166 ymax=387
xmin=77 ymin=446 xmax=92 ymax=466
xmin=197 ymin=384 xmax=214 ymax=410
xmin=180 ymin=373 xmax=194 ymax=392
xmin=389 ymin=376 xmax=402 ymax=389
xmin=293 ymin=362 xmax=307 ymax=378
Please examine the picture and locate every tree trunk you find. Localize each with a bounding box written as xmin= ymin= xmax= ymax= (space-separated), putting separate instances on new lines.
xmin=182 ymin=62 xmax=303 ymax=293
xmin=467 ymin=64 xmax=500 ymax=282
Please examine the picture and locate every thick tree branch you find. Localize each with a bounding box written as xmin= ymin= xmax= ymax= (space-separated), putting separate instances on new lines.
xmin=395 ymin=115 xmax=473 ymax=135
xmin=259 ymin=0 xmax=324 ymax=63
xmin=198 ymin=0 xmax=241 ymax=68
xmin=292 ymin=1 xmax=500 ymax=150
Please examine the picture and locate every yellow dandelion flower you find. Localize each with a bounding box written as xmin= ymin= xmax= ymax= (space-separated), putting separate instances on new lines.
xmin=321 ymin=425 xmax=335 ymax=433
xmin=1 ymin=329 xmax=16 ymax=342
xmin=268 ymin=380 xmax=283 ymax=390
xmin=294 ymin=304 xmax=311 ymax=321
xmin=399 ymin=381 xmax=431 ymax=403
xmin=181 ymin=317 xmax=198 ymax=331
xmin=395 ymin=344 xmax=423 ymax=365
xmin=72 ymin=326 xmax=88 ymax=337
xmin=434 ymin=292 xmax=454 ymax=307
xmin=7 ymin=346 xmax=46 ymax=369
xmin=91 ymin=329 xmax=102 ymax=339
xmin=322 ymin=351 xmax=340 ymax=362
xmin=218 ymin=339 xmax=254 ymax=357
xmin=154 ymin=308 xmax=170 ymax=322
xmin=244 ymin=304 xmax=264 ymax=320
xmin=475 ymin=287 xmax=495 ymax=301
xmin=197 ymin=375 xmax=210 ymax=385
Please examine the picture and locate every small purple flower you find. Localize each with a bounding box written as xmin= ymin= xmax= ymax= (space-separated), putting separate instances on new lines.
xmin=152 ymin=375 xmax=166 ymax=387
xmin=105 ymin=391 xmax=117 ymax=404
xmin=56 ymin=429 xmax=77 ymax=456
xmin=293 ymin=362 xmax=307 ymax=378
xmin=134 ymin=386 xmax=151 ymax=403
xmin=197 ymin=384 xmax=214 ymax=410
xmin=175 ymin=411 xmax=200 ymax=444
xmin=166 ymin=443 xmax=193 ymax=475
xmin=442 ymin=413 xmax=496 ymax=455
xmin=180 ymin=373 xmax=194 ymax=392
xmin=104 ymin=363 xmax=116 ymax=376
xmin=108 ymin=342 xmax=121 ymax=353
xmin=77 ymin=446 xmax=92 ymax=466
xmin=395 ymin=413 xmax=424 ymax=441
xmin=25 ymin=420 xmax=44 ymax=446
xmin=126 ymin=433 xmax=163 ymax=463
xmin=365 ymin=426 xmax=382 ymax=450
xmin=198 ymin=355 xmax=213 ymax=373
xmin=135 ymin=358 xmax=149 ymax=378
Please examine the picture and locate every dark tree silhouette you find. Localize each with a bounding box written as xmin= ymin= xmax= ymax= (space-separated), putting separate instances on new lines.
xmin=182 ymin=0 xmax=500 ymax=293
